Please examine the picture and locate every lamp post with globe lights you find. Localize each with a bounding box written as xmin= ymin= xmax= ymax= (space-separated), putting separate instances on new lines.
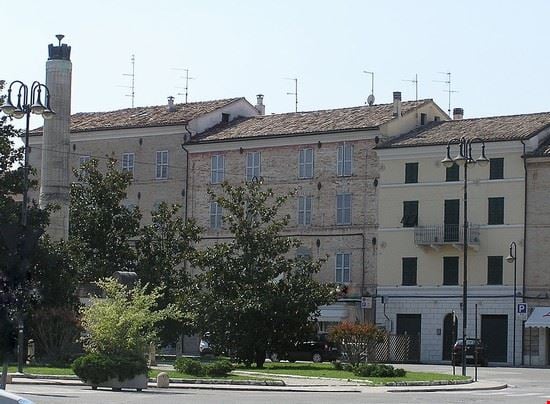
xmin=441 ymin=136 xmax=489 ymax=376
xmin=1 ymin=80 xmax=54 ymax=373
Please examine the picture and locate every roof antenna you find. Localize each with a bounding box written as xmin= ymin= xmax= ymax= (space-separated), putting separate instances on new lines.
xmin=434 ymin=72 xmax=458 ymax=116
xmin=363 ymin=70 xmax=375 ymax=105
xmin=120 ymin=54 xmax=136 ymax=107
xmin=403 ymin=73 xmax=418 ymax=101
xmin=172 ymin=68 xmax=195 ymax=104
xmin=285 ymin=77 xmax=298 ymax=112
xmin=55 ymin=34 xmax=64 ymax=46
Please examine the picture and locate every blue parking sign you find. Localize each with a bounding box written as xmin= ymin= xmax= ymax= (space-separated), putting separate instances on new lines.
xmin=517 ymin=303 xmax=528 ymax=314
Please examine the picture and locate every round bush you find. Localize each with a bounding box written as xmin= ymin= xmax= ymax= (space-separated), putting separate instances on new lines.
xmin=174 ymin=358 xmax=205 ymax=376
xmin=352 ymin=363 xmax=406 ymax=378
xmin=206 ymin=360 xmax=233 ymax=377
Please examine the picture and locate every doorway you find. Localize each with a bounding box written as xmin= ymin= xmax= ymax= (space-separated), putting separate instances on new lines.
xmin=396 ymin=314 xmax=421 ymax=362
xmin=481 ymin=314 xmax=508 ymax=363
xmin=444 ymin=199 xmax=460 ymax=242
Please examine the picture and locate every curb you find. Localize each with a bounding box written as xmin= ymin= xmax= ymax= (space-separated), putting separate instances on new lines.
xmin=388 ymin=383 xmax=508 ymax=393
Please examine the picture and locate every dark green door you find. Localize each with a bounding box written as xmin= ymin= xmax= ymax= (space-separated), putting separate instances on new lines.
xmin=481 ymin=315 xmax=508 ymax=363
xmin=444 ymin=199 xmax=460 ymax=242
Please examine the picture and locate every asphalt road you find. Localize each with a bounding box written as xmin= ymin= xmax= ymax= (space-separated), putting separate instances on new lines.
xmin=4 ymin=365 xmax=550 ymax=404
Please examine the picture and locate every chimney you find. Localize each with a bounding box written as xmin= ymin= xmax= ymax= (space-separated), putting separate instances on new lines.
xmin=255 ymin=94 xmax=265 ymax=115
xmin=393 ymin=91 xmax=402 ymax=117
xmin=453 ymin=107 xmax=464 ymax=120
xmin=167 ymin=96 xmax=176 ymax=112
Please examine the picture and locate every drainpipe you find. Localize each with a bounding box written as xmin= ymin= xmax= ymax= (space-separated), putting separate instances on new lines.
xmin=520 ymin=139 xmax=527 ymax=366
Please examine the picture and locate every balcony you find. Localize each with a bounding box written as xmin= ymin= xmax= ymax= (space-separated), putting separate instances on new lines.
xmin=414 ymin=224 xmax=480 ymax=250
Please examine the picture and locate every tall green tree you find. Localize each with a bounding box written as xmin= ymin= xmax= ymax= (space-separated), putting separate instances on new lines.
xmin=189 ymin=181 xmax=336 ymax=368
xmin=70 ymin=158 xmax=141 ymax=283
xmin=135 ymin=202 xmax=200 ymax=344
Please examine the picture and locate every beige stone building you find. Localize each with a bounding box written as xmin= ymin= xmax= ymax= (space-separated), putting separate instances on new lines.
xmin=524 ymin=137 xmax=550 ymax=366
xmin=375 ymin=110 xmax=550 ymax=365
xmin=184 ymin=93 xmax=448 ymax=329
xmin=28 ymin=97 xmax=260 ymax=222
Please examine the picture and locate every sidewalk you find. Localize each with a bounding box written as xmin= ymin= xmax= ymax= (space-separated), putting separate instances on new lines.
xmin=6 ymin=369 xmax=508 ymax=394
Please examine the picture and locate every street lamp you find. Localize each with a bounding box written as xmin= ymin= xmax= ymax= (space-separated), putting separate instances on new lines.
xmin=441 ymin=136 xmax=488 ymax=376
xmin=1 ymin=80 xmax=54 ymax=372
xmin=506 ymin=241 xmax=517 ymax=367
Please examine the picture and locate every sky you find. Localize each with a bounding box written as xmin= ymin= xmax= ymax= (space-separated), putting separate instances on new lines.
xmin=3 ymin=0 xmax=550 ymax=132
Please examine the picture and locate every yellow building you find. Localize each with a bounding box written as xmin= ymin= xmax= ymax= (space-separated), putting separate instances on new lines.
xmin=375 ymin=110 xmax=550 ymax=365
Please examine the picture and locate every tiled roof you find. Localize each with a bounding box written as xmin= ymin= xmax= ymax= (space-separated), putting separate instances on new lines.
xmin=378 ymin=111 xmax=550 ymax=149
xmin=31 ymin=98 xmax=244 ymax=134
xmin=192 ymin=100 xmax=431 ymax=141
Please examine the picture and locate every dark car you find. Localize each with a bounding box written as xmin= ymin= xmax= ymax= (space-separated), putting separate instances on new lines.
xmin=451 ymin=338 xmax=488 ymax=366
xmin=269 ymin=332 xmax=340 ymax=363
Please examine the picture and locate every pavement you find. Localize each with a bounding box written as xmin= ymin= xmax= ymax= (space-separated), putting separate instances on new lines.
xmin=4 ymin=363 xmax=508 ymax=394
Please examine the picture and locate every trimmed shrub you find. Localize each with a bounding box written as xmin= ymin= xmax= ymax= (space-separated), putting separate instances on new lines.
xmin=72 ymin=352 xmax=147 ymax=385
xmin=205 ymin=360 xmax=233 ymax=377
xmin=174 ymin=358 xmax=205 ymax=376
xmin=332 ymin=360 xmax=353 ymax=372
xmin=353 ymin=363 xmax=406 ymax=378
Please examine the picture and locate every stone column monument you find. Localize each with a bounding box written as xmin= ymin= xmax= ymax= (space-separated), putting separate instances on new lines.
xmin=39 ymin=35 xmax=72 ymax=240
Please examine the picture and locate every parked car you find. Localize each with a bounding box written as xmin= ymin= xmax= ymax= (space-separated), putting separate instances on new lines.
xmin=0 ymin=389 xmax=35 ymax=404
xmin=451 ymin=338 xmax=488 ymax=366
xmin=199 ymin=332 xmax=214 ymax=356
xmin=269 ymin=332 xmax=340 ymax=363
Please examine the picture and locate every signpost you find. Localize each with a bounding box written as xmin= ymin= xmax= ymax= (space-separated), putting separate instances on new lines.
xmin=517 ymin=303 xmax=528 ymax=320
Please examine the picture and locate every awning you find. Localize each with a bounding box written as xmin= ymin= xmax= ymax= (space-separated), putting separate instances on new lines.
xmin=318 ymin=304 xmax=349 ymax=322
xmin=525 ymin=307 xmax=550 ymax=328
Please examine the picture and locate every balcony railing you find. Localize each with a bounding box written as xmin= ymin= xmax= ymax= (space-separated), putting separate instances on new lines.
xmin=414 ymin=224 xmax=480 ymax=246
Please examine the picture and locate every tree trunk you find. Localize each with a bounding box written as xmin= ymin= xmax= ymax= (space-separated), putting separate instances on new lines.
xmin=255 ymin=348 xmax=266 ymax=368
xmin=0 ymin=360 xmax=8 ymax=390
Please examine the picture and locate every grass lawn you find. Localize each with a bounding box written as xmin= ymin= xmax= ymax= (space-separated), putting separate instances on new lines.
xmin=7 ymin=364 xmax=273 ymax=381
xmin=235 ymin=362 xmax=469 ymax=385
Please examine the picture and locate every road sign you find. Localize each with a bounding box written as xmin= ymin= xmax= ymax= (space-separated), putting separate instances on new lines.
xmin=361 ymin=296 xmax=372 ymax=309
xmin=517 ymin=303 xmax=528 ymax=319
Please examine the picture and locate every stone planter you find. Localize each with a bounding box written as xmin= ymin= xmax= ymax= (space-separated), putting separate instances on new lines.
xmin=91 ymin=373 xmax=148 ymax=391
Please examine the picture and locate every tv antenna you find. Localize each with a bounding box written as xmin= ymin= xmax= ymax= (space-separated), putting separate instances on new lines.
xmin=121 ymin=54 xmax=136 ymax=107
xmin=172 ymin=68 xmax=194 ymax=103
xmin=403 ymin=73 xmax=419 ymax=101
xmin=434 ymin=71 xmax=458 ymax=115
xmin=363 ymin=70 xmax=375 ymax=105
xmin=285 ymin=77 xmax=298 ymax=112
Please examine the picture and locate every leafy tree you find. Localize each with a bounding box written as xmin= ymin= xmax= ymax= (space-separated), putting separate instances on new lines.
xmin=329 ymin=321 xmax=385 ymax=367
xmin=189 ymin=181 xmax=336 ymax=368
xmin=80 ymin=277 xmax=181 ymax=356
xmin=135 ymin=202 xmax=200 ymax=344
xmin=69 ymin=158 xmax=141 ymax=283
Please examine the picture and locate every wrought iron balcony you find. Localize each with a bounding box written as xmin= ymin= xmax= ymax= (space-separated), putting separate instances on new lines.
xmin=414 ymin=224 xmax=480 ymax=247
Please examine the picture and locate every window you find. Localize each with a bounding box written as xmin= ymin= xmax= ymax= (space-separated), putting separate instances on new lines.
xmin=434 ymin=116 xmax=441 ymax=122
xmin=487 ymin=256 xmax=503 ymax=285
xmin=337 ymin=143 xmax=353 ymax=176
xmin=405 ymin=162 xmax=418 ymax=183
xmin=211 ymin=154 xmax=225 ymax=184
xmin=402 ymin=201 xmax=418 ymax=227
xmin=79 ymin=155 xmax=91 ymax=166
xmin=297 ymin=247 xmax=312 ymax=260
xmin=298 ymin=196 xmax=312 ymax=225
xmin=443 ymin=257 xmax=459 ymax=285
xmin=446 ymin=163 xmax=459 ymax=182
xmin=420 ymin=113 xmax=427 ymax=125
xmin=246 ymin=151 xmax=261 ymax=181
xmin=489 ymin=158 xmax=504 ymax=180
xmin=221 ymin=113 xmax=230 ymax=124
xmin=402 ymin=257 xmax=417 ymax=286
xmin=336 ymin=193 xmax=352 ymax=225
xmin=209 ymin=201 xmax=223 ymax=229
xmin=335 ymin=253 xmax=351 ymax=283
xmin=299 ymin=148 xmax=314 ymax=179
xmin=488 ymin=197 xmax=504 ymax=225
xmin=122 ymin=153 xmax=135 ymax=177
xmin=156 ymin=150 xmax=168 ymax=179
